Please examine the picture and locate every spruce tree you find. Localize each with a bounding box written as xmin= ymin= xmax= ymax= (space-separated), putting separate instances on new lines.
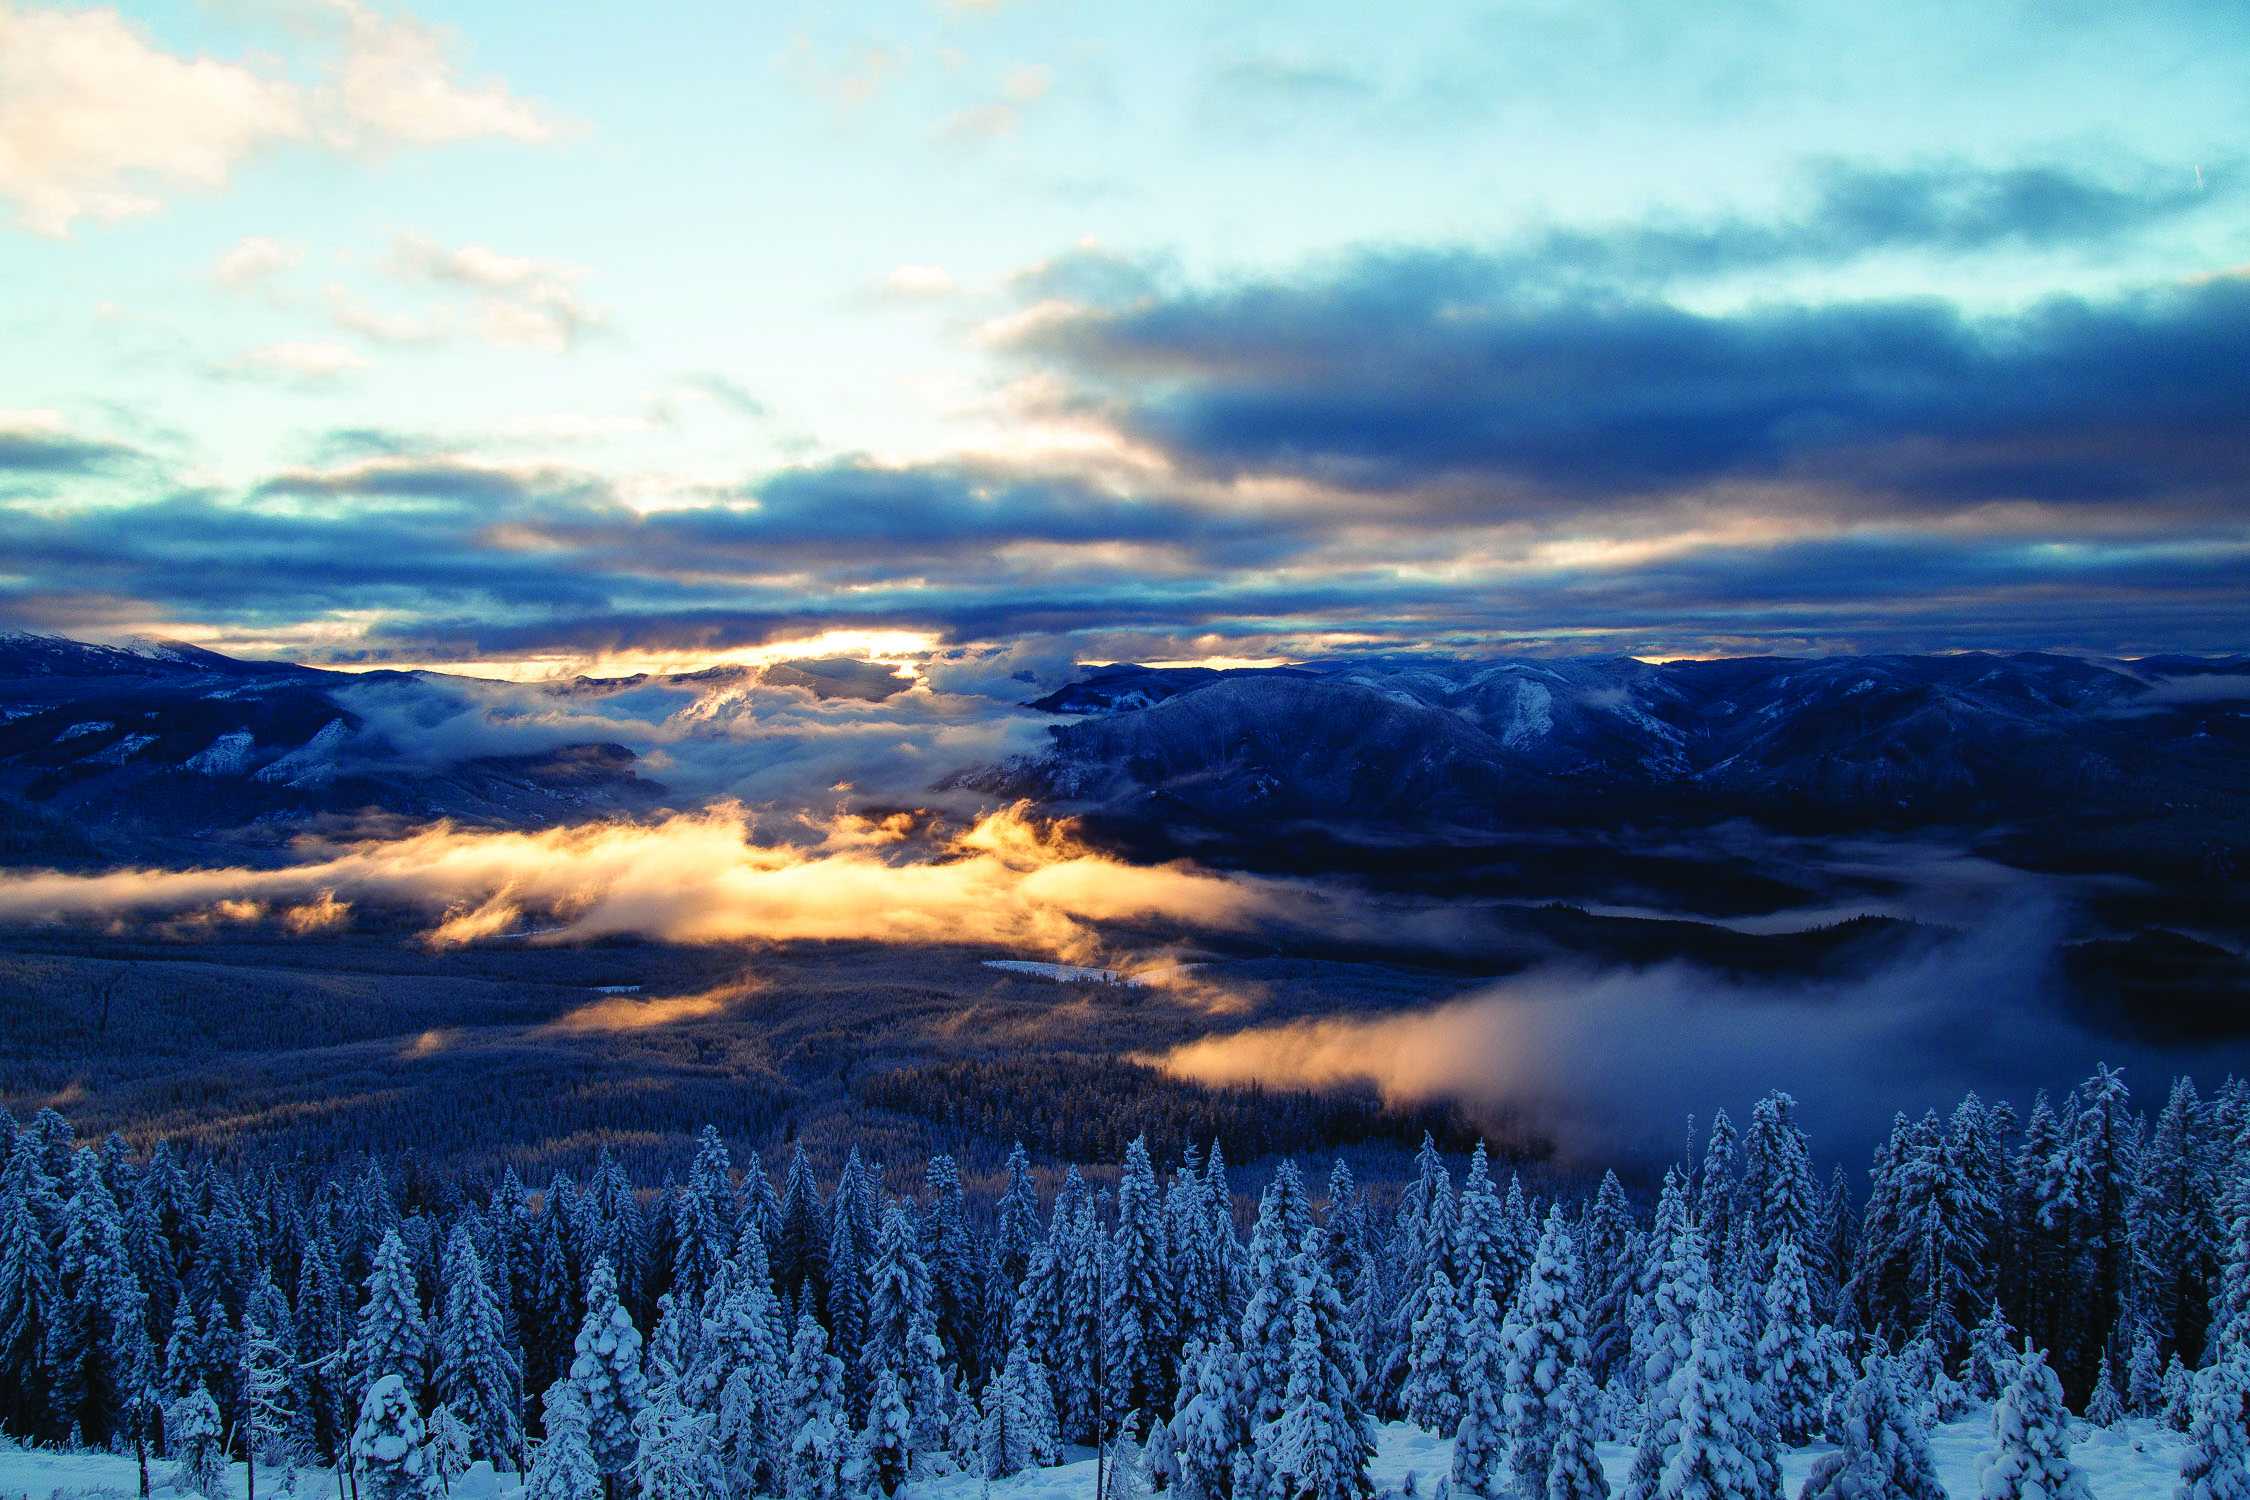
xmin=356 ymin=1229 xmax=429 ymax=1400
xmin=1544 ymin=1366 xmax=1612 ymax=1500
xmin=1501 ymin=1207 xmax=1590 ymax=1500
xmin=1650 ymin=1287 xmax=1764 ymax=1500
xmin=170 ymin=1383 xmax=231 ymax=1500
xmin=569 ymin=1258 xmax=647 ymax=1489
xmin=1255 ymin=1243 xmax=1374 ymax=1500
xmin=1797 ymin=1355 xmax=1943 ymax=1500
xmin=1447 ymin=1276 xmax=1505 ymax=1499
xmin=784 ymin=1309 xmax=848 ymax=1500
xmin=1172 ymin=1332 xmax=1247 ymax=1500
xmin=983 ymin=1339 xmax=1062 ymax=1480
xmin=632 ymin=1368 xmax=725 ymax=1500
xmin=1750 ymin=1238 xmax=1824 ymax=1445
xmin=525 ymin=1381 xmax=602 ymax=1500
xmin=2178 ymin=1355 xmax=2250 ymax=1500
xmin=1398 ymin=1267 xmax=1464 ymax=1435
xmin=1978 ymin=1350 xmax=2091 ymax=1500
xmin=353 ymin=1374 xmax=438 ymax=1500
xmin=1239 ymin=1164 xmax=1315 ymax=1425
xmin=1110 ymin=1137 xmax=1177 ymax=1422
xmin=2085 ymin=1353 xmax=2125 ymax=1426
xmin=437 ymin=1221 xmax=522 ymax=1465
xmin=846 ymin=1367 xmax=912 ymax=1497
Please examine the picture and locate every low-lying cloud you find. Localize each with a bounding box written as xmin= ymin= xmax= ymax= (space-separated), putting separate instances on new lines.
xmin=0 ymin=803 xmax=1300 ymax=961
xmin=1154 ymin=898 xmax=2250 ymax=1163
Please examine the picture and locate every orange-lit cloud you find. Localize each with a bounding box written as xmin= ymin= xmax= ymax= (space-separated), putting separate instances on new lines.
xmin=0 ymin=803 xmax=1295 ymax=961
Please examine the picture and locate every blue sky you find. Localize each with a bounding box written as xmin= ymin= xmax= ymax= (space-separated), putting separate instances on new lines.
xmin=2 ymin=0 xmax=2246 ymax=676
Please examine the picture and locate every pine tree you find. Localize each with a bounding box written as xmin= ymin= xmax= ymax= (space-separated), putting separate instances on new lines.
xmin=632 ymin=1369 xmax=726 ymax=1500
xmin=1110 ymin=1137 xmax=1177 ymax=1422
xmin=845 ymin=1367 xmax=912 ymax=1498
xmin=984 ymin=1339 xmax=1062 ymax=1480
xmin=356 ymin=1229 xmax=429 ymax=1400
xmin=2178 ymin=1355 xmax=2250 ymax=1500
xmin=1749 ymin=1238 xmax=1824 ymax=1445
xmin=569 ymin=1258 xmax=647 ymax=1488
xmin=1649 ymin=1286 xmax=1764 ymax=1500
xmin=1544 ymin=1366 xmax=1611 ymax=1500
xmin=2085 ymin=1354 xmax=2125 ymax=1426
xmin=1398 ymin=1267 xmax=1464 ymax=1435
xmin=1447 ymin=1276 xmax=1505 ymax=1499
xmin=1797 ymin=1355 xmax=1943 ymax=1500
xmin=784 ymin=1309 xmax=848 ymax=1500
xmin=353 ymin=1374 xmax=438 ymax=1500
xmin=2165 ymin=1355 xmax=2197 ymax=1432
xmin=1172 ymin=1332 xmax=1247 ymax=1500
xmin=2127 ymin=1328 xmax=2165 ymax=1417
xmin=1255 ymin=1242 xmax=1374 ymax=1500
xmin=1978 ymin=1350 xmax=2091 ymax=1500
xmin=436 ymin=1221 xmax=522 ymax=1465
xmin=1239 ymin=1164 xmax=1316 ymax=1425
xmin=525 ymin=1382 xmax=602 ymax=1500
xmin=1502 ymin=1207 xmax=1590 ymax=1500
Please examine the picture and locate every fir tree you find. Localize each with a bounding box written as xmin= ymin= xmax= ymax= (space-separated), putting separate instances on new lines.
xmin=1110 ymin=1137 xmax=1177 ymax=1422
xmin=784 ymin=1309 xmax=848 ymax=1500
xmin=356 ymin=1230 xmax=429 ymax=1400
xmin=171 ymin=1383 xmax=230 ymax=1499
xmin=1172 ymin=1332 xmax=1248 ymax=1500
xmin=2128 ymin=1329 xmax=2165 ymax=1417
xmin=1398 ymin=1266 xmax=1464 ymax=1435
xmin=1239 ymin=1164 xmax=1316 ymax=1425
xmin=1502 ymin=1207 xmax=1590 ymax=1500
xmin=1751 ymin=1238 xmax=1824 ymax=1446
xmin=1797 ymin=1355 xmax=1944 ymax=1500
xmin=1650 ymin=1287 xmax=1765 ymax=1500
xmin=2165 ymin=1355 xmax=2197 ymax=1433
xmin=2085 ymin=1354 xmax=2125 ymax=1426
xmin=1544 ymin=1367 xmax=1611 ymax=1500
xmin=1255 ymin=1244 xmax=1375 ymax=1500
xmin=2178 ymin=1355 xmax=2250 ymax=1500
xmin=984 ymin=1340 xmax=1062 ymax=1480
xmin=353 ymin=1374 xmax=438 ymax=1500
xmin=525 ymin=1382 xmax=602 ymax=1500
xmin=1978 ymin=1350 xmax=2091 ymax=1500
xmin=1447 ymin=1276 xmax=1505 ymax=1500
xmin=568 ymin=1259 xmax=647 ymax=1489
xmin=437 ymin=1222 xmax=522 ymax=1465
xmin=845 ymin=1368 xmax=913 ymax=1498
xmin=632 ymin=1370 xmax=725 ymax=1500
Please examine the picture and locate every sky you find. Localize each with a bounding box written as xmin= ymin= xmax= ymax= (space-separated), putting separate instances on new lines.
xmin=2 ymin=0 xmax=2247 ymax=679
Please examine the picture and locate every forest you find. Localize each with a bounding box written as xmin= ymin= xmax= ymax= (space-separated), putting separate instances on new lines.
xmin=0 ymin=1065 xmax=2244 ymax=1500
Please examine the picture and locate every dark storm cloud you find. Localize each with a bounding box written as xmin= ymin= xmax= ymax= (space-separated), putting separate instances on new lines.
xmin=1015 ymin=257 xmax=2250 ymax=510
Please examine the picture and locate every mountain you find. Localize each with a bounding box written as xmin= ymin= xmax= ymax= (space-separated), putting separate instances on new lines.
xmin=0 ymin=633 xmax=665 ymax=863
xmin=987 ymin=652 xmax=2250 ymax=882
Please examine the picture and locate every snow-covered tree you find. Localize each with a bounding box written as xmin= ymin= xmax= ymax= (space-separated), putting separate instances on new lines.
xmin=784 ymin=1309 xmax=848 ymax=1500
xmin=1750 ymin=1238 xmax=1825 ymax=1445
xmin=1648 ymin=1286 xmax=1767 ymax=1500
xmin=1109 ymin=1137 xmax=1177 ymax=1422
xmin=1797 ymin=1355 xmax=1943 ymax=1500
xmin=568 ymin=1259 xmax=646 ymax=1488
xmin=2165 ymin=1355 xmax=2197 ymax=1433
xmin=1447 ymin=1277 xmax=1504 ymax=1499
xmin=353 ymin=1374 xmax=438 ymax=1500
xmin=170 ymin=1383 xmax=230 ymax=1500
xmin=2085 ymin=1354 xmax=2125 ymax=1426
xmin=356 ymin=1230 xmax=428 ymax=1399
xmin=632 ymin=1371 xmax=725 ymax=1500
xmin=983 ymin=1340 xmax=1061 ymax=1480
xmin=525 ymin=1382 xmax=602 ymax=1500
xmin=2127 ymin=1329 xmax=2164 ymax=1417
xmin=1239 ymin=1165 xmax=1315 ymax=1425
xmin=2178 ymin=1355 xmax=2250 ymax=1500
xmin=845 ymin=1367 xmax=912 ymax=1499
xmin=1398 ymin=1267 xmax=1465 ymax=1435
xmin=1501 ymin=1207 xmax=1590 ymax=1500
xmin=1544 ymin=1367 xmax=1611 ymax=1500
xmin=436 ymin=1222 xmax=521 ymax=1465
xmin=1962 ymin=1303 xmax=2019 ymax=1403
xmin=1171 ymin=1332 xmax=1247 ymax=1500
xmin=1978 ymin=1350 xmax=2091 ymax=1500
xmin=1255 ymin=1243 xmax=1374 ymax=1500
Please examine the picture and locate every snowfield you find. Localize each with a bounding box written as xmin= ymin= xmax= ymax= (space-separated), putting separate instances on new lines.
xmin=0 ymin=1412 xmax=2191 ymax=1500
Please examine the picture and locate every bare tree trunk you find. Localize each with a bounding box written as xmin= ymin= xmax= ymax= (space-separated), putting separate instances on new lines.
xmin=136 ymin=1425 xmax=150 ymax=1499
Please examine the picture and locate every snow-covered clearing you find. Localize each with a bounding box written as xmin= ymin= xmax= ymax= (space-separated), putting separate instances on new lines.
xmin=981 ymin=960 xmax=1143 ymax=987
xmin=0 ymin=1412 xmax=2190 ymax=1500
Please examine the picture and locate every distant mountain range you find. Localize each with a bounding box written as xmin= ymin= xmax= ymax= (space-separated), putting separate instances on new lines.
xmin=2 ymin=634 xmax=2246 ymax=889
xmin=973 ymin=653 xmax=2250 ymax=884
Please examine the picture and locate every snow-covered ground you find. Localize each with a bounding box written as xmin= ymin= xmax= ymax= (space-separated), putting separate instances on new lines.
xmin=0 ymin=1413 xmax=2190 ymax=1500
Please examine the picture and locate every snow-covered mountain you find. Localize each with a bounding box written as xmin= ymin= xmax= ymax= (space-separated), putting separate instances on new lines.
xmin=0 ymin=633 xmax=666 ymax=862
xmin=984 ymin=653 xmax=2250 ymax=880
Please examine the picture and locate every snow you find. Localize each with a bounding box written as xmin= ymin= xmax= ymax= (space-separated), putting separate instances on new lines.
xmin=56 ymin=720 xmax=113 ymax=740
xmin=0 ymin=1412 xmax=2191 ymax=1500
xmin=982 ymin=960 xmax=1145 ymax=987
xmin=184 ymin=731 xmax=257 ymax=775
xmin=84 ymin=732 xmax=158 ymax=766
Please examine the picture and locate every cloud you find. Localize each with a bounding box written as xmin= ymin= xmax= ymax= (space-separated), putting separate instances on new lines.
xmin=1005 ymin=241 xmax=2250 ymax=516
xmin=877 ymin=264 xmax=959 ymax=300
xmin=0 ymin=803 xmax=1301 ymax=962
xmin=387 ymin=230 xmax=605 ymax=352
xmin=0 ymin=409 xmax=135 ymax=475
xmin=0 ymin=1 xmax=566 ymax=237
xmin=0 ymin=3 xmax=306 ymax=236
xmin=1153 ymin=900 xmax=2250 ymax=1162
xmin=226 ymin=339 xmax=374 ymax=384
xmin=213 ymin=235 xmax=308 ymax=287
